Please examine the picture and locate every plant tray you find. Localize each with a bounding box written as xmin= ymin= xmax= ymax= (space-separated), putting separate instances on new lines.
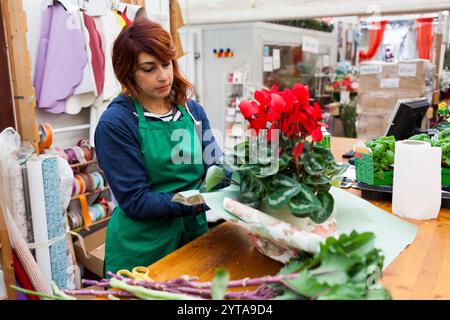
xmin=357 ymin=182 xmax=450 ymax=209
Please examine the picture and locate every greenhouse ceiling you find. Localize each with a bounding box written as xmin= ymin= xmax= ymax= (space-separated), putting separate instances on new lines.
xmin=179 ymin=0 xmax=450 ymax=25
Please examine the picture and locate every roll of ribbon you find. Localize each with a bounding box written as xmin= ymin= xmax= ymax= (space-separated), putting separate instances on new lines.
xmin=38 ymin=123 xmax=53 ymax=153
xmin=68 ymin=211 xmax=82 ymax=229
xmin=72 ymin=178 xmax=80 ymax=197
xmin=73 ymin=147 xmax=86 ymax=164
xmin=53 ymin=147 xmax=68 ymax=161
xmin=75 ymin=175 xmax=85 ymax=195
xmin=65 ymin=148 xmax=78 ymax=165
xmin=88 ymin=173 xmax=97 ymax=191
xmin=99 ymin=198 xmax=110 ymax=216
xmin=91 ymin=172 xmax=104 ymax=190
xmin=81 ymin=147 xmax=93 ymax=162
xmin=79 ymin=173 xmax=93 ymax=193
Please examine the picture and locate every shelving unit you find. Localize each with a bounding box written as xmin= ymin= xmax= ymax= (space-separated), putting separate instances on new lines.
xmin=224 ymin=68 xmax=254 ymax=150
xmin=70 ymin=187 xmax=110 ymax=201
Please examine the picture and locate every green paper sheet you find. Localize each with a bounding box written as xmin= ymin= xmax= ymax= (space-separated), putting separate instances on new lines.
xmin=330 ymin=187 xmax=418 ymax=269
xmin=173 ymin=186 xmax=418 ymax=269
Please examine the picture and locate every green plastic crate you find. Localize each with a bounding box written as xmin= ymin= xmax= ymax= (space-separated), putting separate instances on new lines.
xmin=354 ymin=152 xmax=393 ymax=186
xmin=442 ymin=167 xmax=450 ymax=188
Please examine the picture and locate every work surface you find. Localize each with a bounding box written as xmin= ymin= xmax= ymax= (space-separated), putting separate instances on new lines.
xmin=147 ymin=137 xmax=450 ymax=300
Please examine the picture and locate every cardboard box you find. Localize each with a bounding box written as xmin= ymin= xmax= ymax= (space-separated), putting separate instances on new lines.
xmin=356 ymin=111 xmax=392 ymax=139
xmin=73 ymin=227 xmax=106 ymax=278
xmin=358 ymin=59 xmax=435 ymax=95
xmin=357 ymin=90 xmax=423 ymax=114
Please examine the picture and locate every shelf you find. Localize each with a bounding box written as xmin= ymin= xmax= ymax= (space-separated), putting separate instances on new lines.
xmin=70 ymin=160 xmax=98 ymax=169
xmin=72 ymin=216 xmax=111 ymax=234
xmin=71 ymin=187 xmax=110 ymax=201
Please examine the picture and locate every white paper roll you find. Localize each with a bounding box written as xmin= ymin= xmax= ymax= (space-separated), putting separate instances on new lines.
xmin=392 ymin=140 xmax=442 ymax=220
xmin=26 ymin=159 xmax=52 ymax=287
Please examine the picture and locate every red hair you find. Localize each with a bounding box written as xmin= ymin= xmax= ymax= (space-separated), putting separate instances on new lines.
xmin=112 ymin=19 xmax=194 ymax=106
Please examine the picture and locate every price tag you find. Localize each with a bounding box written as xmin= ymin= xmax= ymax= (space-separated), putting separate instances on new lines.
xmin=380 ymin=78 xmax=400 ymax=88
xmin=398 ymin=63 xmax=417 ymax=77
xmin=302 ymin=36 xmax=319 ymax=54
xmin=360 ymin=65 xmax=382 ymax=75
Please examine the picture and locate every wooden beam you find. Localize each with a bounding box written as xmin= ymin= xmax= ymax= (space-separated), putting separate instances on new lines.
xmin=0 ymin=3 xmax=15 ymax=132
xmin=0 ymin=0 xmax=39 ymax=151
xmin=0 ymin=205 xmax=16 ymax=300
xmin=181 ymin=0 xmax=450 ymax=25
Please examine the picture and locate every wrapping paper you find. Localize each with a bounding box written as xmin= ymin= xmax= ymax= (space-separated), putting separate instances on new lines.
xmin=26 ymin=158 xmax=52 ymax=287
xmin=12 ymin=251 xmax=39 ymax=300
xmin=21 ymin=166 xmax=35 ymax=245
xmin=65 ymin=4 xmax=97 ymax=115
xmin=42 ymin=157 xmax=71 ymax=289
xmin=9 ymin=154 xmax=28 ymax=244
xmin=34 ymin=3 xmax=88 ymax=114
xmin=173 ymin=185 xmax=418 ymax=268
xmin=3 ymin=206 xmax=51 ymax=295
xmin=223 ymin=198 xmax=331 ymax=262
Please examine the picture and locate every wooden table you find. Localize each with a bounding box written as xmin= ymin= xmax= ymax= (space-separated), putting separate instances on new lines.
xmin=147 ymin=137 xmax=450 ymax=300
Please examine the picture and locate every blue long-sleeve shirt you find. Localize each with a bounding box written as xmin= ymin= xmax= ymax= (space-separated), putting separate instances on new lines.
xmin=94 ymin=94 xmax=227 ymax=221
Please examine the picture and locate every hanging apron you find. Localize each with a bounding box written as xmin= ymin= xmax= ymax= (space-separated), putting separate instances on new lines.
xmin=104 ymin=100 xmax=208 ymax=275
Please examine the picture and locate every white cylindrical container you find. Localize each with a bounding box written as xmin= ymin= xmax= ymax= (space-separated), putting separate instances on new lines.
xmin=392 ymin=140 xmax=442 ymax=220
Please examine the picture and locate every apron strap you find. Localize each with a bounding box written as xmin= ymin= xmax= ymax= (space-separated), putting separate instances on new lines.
xmin=134 ymin=100 xmax=147 ymax=126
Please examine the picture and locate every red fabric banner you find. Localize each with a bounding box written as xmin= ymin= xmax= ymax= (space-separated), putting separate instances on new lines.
xmin=417 ymin=18 xmax=434 ymax=61
xmin=359 ymin=21 xmax=388 ymax=61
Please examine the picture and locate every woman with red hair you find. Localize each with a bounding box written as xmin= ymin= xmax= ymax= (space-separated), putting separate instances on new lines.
xmin=95 ymin=19 xmax=224 ymax=275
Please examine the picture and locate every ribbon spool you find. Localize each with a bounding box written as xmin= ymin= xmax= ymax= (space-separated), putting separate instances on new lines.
xmin=73 ymin=147 xmax=86 ymax=164
xmin=77 ymin=140 xmax=94 ymax=162
xmin=78 ymin=173 xmax=93 ymax=193
xmin=74 ymin=175 xmax=86 ymax=195
xmin=72 ymin=178 xmax=81 ymax=197
xmin=65 ymin=148 xmax=79 ymax=165
xmin=68 ymin=211 xmax=83 ymax=230
xmin=38 ymin=123 xmax=53 ymax=154
xmin=91 ymin=172 xmax=104 ymax=190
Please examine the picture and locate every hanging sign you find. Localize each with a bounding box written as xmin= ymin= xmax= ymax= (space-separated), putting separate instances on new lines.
xmin=263 ymin=56 xmax=274 ymax=72
xmin=302 ymin=36 xmax=319 ymax=54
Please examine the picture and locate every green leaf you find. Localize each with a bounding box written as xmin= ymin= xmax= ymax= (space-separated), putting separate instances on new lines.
xmin=264 ymin=174 xmax=302 ymax=209
xmin=255 ymin=163 xmax=279 ymax=178
xmin=310 ymin=254 xmax=353 ymax=285
xmin=239 ymin=174 xmax=266 ymax=203
xmin=288 ymin=185 xmax=322 ymax=215
xmin=366 ymin=287 xmax=392 ymax=300
xmin=309 ymin=192 xmax=334 ymax=224
xmin=317 ymin=283 xmax=366 ymax=300
xmin=304 ymin=174 xmax=330 ymax=186
xmin=211 ymin=269 xmax=230 ymax=300
xmin=240 ymin=175 xmax=259 ymax=203
xmin=312 ymin=145 xmax=335 ymax=163
xmin=302 ymin=153 xmax=325 ymax=175
xmin=282 ymin=271 xmax=328 ymax=298
xmin=200 ymin=166 xmax=226 ymax=192
xmin=265 ymin=186 xmax=301 ymax=209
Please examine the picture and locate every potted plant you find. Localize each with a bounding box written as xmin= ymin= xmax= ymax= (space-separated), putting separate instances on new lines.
xmin=202 ymin=83 xmax=348 ymax=228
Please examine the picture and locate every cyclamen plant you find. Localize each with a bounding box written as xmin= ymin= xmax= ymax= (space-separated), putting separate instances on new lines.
xmin=202 ymin=83 xmax=348 ymax=224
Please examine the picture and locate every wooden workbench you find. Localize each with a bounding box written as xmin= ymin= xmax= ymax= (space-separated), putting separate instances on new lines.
xmin=147 ymin=137 xmax=450 ymax=300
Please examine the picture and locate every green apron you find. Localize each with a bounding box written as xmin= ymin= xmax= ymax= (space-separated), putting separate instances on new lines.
xmin=104 ymin=100 xmax=208 ymax=275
